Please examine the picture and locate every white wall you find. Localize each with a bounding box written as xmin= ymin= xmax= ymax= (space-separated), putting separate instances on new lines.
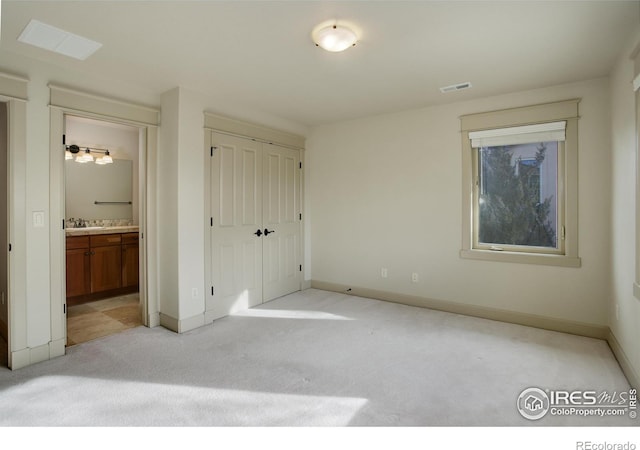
xmin=158 ymin=88 xmax=180 ymax=320
xmin=0 ymin=102 xmax=7 ymax=340
xmin=158 ymin=87 xmax=206 ymax=326
xmin=25 ymin=73 xmax=52 ymax=348
xmin=610 ymin=29 xmax=640 ymax=382
xmin=308 ymin=77 xmax=612 ymax=327
xmin=0 ymin=45 xmax=305 ymax=364
xmin=65 ymin=117 xmax=140 ymax=224
xmin=175 ymin=88 xmax=206 ymax=321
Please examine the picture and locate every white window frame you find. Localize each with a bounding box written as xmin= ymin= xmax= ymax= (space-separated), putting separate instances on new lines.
xmin=460 ymin=99 xmax=581 ymax=267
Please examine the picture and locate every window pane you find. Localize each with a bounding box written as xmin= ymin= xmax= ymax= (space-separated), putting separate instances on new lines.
xmin=478 ymin=142 xmax=558 ymax=248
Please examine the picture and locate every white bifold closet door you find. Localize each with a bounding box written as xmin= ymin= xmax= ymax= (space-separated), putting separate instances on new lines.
xmin=210 ymin=131 xmax=301 ymax=318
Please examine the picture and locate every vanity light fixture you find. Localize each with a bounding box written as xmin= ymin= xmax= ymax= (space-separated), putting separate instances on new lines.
xmin=77 ymin=148 xmax=94 ymax=163
xmin=312 ymin=22 xmax=358 ymax=52
xmin=96 ymin=150 xmax=113 ymax=165
xmin=65 ymin=144 xmax=113 ymax=165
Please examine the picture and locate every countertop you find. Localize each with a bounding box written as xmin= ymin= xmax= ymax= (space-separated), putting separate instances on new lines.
xmin=65 ymin=226 xmax=139 ymax=237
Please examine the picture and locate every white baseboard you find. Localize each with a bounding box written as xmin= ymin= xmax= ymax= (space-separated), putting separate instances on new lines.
xmin=178 ymin=313 xmax=205 ymax=333
xmin=159 ymin=313 xmax=179 ymax=333
xmin=607 ymin=330 xmax=639 ymax=389
xmin=49 ymin=338 xmax=65 ymax=359
xmin=10 ymin=348 xmax=30 ymax=370
xmin=159 ymin=312 xmax=205 ymax=334
xmin=9 ymin=340 xmax=64 ymax=370
xmin=311 ymin=280 xmax=609 ymax=339
xmin=311 ymin=280 xmax=640 ymax=388
xmin=148 ymin=311 xmax=160 ymax=328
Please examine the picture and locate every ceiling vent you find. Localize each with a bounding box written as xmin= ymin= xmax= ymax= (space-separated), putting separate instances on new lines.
xmin=17 ymin=19 xmax=102 ymax=60
xmin=440 ymin=82 xmax=472 ymax=94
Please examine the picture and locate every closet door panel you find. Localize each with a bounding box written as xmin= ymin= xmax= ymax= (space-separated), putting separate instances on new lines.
xmin=262 ymin=144 xmax=301 ymax=302
xmin=210 ymin=132 xmax=263 ymax=317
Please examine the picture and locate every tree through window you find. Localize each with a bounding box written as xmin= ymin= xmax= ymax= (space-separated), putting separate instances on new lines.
xmin=460 ymin=99 xmax=580 ymax=266
xmin=477 ymin=142 xmax=558 ymax=249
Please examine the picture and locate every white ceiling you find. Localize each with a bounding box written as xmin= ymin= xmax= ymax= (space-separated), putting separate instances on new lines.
xmin=1 ymin=1 xmax=639 ymax=129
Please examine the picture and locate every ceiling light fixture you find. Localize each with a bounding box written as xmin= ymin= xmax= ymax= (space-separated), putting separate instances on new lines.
xmin=312 ymin=23 xmax=358 ymax=52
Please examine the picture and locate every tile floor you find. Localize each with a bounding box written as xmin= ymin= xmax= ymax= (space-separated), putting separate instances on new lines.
xmin=66 ymin=293 xmax=142 ymax=346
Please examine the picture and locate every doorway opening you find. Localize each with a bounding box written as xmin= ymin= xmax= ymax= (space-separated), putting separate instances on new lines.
xmin=64 ymin=114 xmax=143 ymax=346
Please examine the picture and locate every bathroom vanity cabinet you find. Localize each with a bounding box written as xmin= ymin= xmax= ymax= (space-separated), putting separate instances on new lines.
xmin=65 ymin=229 xmax=139 ymax=305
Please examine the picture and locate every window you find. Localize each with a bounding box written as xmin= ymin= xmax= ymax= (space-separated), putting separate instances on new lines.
xmin=460 ymin=100 xmax=581 ymax=267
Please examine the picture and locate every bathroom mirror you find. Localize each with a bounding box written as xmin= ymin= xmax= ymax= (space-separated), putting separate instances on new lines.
xmin=65 ymin=159 xmax=133 ymax=220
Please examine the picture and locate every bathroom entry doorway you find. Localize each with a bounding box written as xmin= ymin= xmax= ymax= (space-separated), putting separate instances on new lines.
xmin=63 ymin=114 xmax=144 ymax=346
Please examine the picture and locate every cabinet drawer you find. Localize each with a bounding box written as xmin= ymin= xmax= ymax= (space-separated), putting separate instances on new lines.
xmin=66 ymin=236 xmax=89 ymax=250
xmin=90 ymin=234 xmax=122 ymax=247
xmin=122 ymin=232 xmax=139 ymax=244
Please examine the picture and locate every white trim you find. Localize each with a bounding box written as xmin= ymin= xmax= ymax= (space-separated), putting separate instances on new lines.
xmin=49 ymin=85 xmax=159 ymax=126
xmin=159 ymin=313 xmax=179 ymax=333
xmin=9 ymin=341 xmax=63 ymax=371
xmin=608 ymin=329 xmax=639 ymax=389
xmin=49 ymin=87 xmax=158 ymax=370
xmin=204 ymin=112 xmax=305 ymax=149
xmin=459 ymin=249 xmax=581 ymax=267
xmin=0 ymin=72 xmax=28 ymax=101
xmin=633 ymin=73 xmax=640 ymax=92
xmin=7 ymin=99 xmax=28 ymax=370
xmin=178 ymin=313 xmax=205 ymax=333
xmin=159 ymin=312 xmax=204 ymax=333
xmin=460 ymin=100 xmax=580 ymax=266
xmin=311 ymin=280 xmax=608 ymax=339
xmin=469 ymin=121 xmax=566 ymax=147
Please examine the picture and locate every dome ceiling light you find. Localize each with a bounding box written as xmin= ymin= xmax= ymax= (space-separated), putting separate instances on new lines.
xmin=312 ymin=22 xmax=358 ymax=52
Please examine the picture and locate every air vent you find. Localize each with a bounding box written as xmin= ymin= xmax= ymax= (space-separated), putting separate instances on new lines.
xmin=440 ymin=82 xmax=472 ymax=94
xmin=18 ymin=19 xmax=102 ymax=60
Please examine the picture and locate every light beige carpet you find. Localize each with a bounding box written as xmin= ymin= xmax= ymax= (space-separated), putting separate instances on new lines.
xmin=0 ymin=289 xmax=633 ymax=426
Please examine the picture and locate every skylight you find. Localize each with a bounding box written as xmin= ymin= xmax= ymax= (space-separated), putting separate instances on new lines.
xmin=17 ymin=19 xmax=102 ymax=60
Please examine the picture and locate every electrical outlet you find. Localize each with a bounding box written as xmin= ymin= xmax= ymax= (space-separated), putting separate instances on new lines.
xmin=412 ymin=273 xmax=419 ymax=283
xmin=191 ymin=288 xmax=198 ymax=299
xmin=381 ymin=268 xmax=388 ymax=278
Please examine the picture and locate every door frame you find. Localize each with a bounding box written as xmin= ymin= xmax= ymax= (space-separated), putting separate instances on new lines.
xmin=0 ymin=72 xmax=28 ymax=369
xmin=49 ymin=86 xmax=160 ymax=353
xmin=203 ymin=113 xmax=306 ymax=323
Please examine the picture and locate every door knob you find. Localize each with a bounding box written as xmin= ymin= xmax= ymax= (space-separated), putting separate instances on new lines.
xmin=254 ymin=229 xmax=263 ymax=237
xmin=264 ymin=228 xmax=275 ymax=236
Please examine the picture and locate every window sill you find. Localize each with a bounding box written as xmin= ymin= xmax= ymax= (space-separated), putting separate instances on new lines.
xmin=459 ymin=249 xmax=581 ymax=268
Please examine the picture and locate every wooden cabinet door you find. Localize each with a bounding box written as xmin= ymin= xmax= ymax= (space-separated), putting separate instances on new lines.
xmin=66 ymin=248 xmax=90 ymax=297
xmin=122 ymin=243 xmax=139 ymax=288
xmin=90 ymin=245 xmax=122 ymax=293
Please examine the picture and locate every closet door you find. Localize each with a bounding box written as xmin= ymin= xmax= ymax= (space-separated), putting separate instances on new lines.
xmin=210 ymin=132 xmax=263 ymax=317
xmin=262 ymin=144 xmax=301 ymax=301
